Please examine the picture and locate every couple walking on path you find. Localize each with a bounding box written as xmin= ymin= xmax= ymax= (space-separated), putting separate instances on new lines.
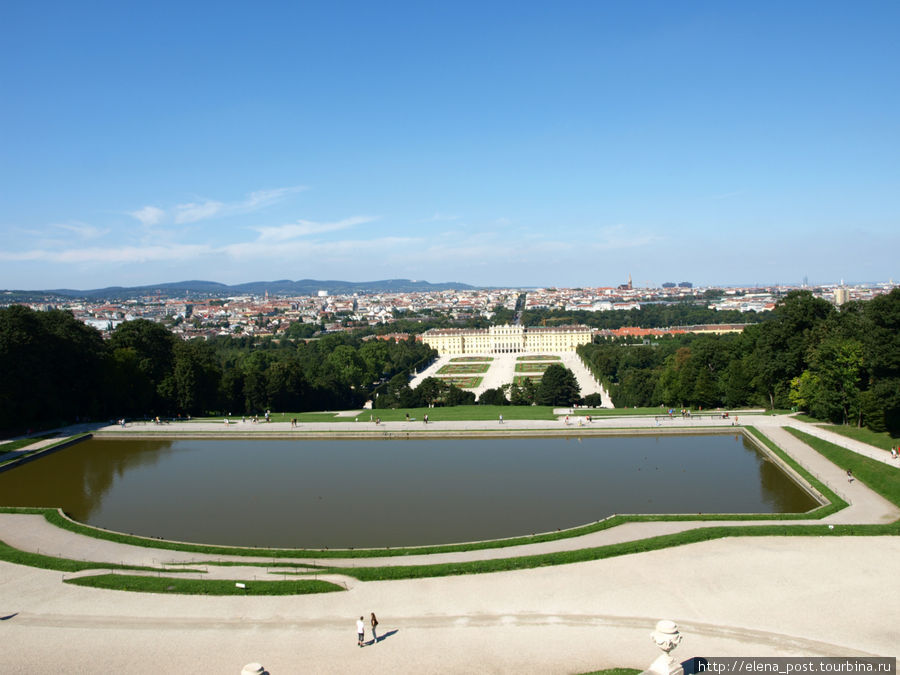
xmin=356 ymin=613 xmax=379 ymax=647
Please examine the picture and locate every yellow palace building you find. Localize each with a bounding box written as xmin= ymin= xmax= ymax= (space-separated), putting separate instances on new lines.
xmin=421 ymin=324 xmax=593 ymax=356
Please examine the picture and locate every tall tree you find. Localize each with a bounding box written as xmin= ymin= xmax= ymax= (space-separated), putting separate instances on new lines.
xmin=535 ymin=364 xmax=581 ymax=406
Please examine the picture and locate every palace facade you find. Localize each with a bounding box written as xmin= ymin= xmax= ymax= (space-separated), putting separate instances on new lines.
xmin=421 ymin=324 xmax=593 ymax=356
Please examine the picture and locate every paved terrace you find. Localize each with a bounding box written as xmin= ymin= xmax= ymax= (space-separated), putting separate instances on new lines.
xmin=1 ymin=415 xmax=898 ymax=671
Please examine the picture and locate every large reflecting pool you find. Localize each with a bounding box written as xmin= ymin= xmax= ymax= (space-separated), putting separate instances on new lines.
xmin=0 ymin=434 xmax=818 ymax=548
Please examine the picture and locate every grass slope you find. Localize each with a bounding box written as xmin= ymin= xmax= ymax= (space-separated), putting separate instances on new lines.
xmin=65 ymin=574 xmax=343 ymax=595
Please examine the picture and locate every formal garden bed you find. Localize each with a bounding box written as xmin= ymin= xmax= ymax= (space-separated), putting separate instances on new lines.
xmin=516 ymin=355 xmax=561 ymax=361
xmin=437 ymin=363 xmax=491 ymax=375
xmin=449 ymin=356 xmax=494 ymax=363
xmin=513 ymin=375 xmax=542 ymax=385
xmin=514 ymin=362 xmax=552 ymax=373
xmin=437 ymin=376 xmax=483 ymax=389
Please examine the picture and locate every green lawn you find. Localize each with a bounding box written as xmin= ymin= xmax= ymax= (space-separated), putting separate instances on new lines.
xmin=0 ymin=434 xmax=56 ymax=452
xmin=786 ymin=428 xmax=900 ymax=508
xmin=449 ymin=356 xmax=493 ymax=362
xmin=817 ymin=425 xmax=898 ymax=452
xmin=65 ymin=574 xmax=344 ymax=595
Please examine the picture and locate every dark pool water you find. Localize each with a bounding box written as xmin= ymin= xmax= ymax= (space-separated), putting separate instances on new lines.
xmin=0 ymin=434 xmax=817 ymax=547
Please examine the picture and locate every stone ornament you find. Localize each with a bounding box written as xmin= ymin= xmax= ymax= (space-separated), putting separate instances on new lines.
xmin=645 ymin=620 xmax=683 ymax=675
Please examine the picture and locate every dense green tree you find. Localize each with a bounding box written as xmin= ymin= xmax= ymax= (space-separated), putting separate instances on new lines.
xmin=445 ymin=384 xmax=476 ymax=406
xmin=535 ymin=364 xmax=581 ymax=406
xmin=478 ymin=387 xmax=509 ymax=406
xmin=748 ymin=291 xmax=834 ymax=408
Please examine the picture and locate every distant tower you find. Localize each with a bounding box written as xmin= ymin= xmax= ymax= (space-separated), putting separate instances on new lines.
xmin=834 ymin=281 xmax=850 ymax=306
xmin=628 ymin=273 xmax=633 ymax=290
xmin=265 ymin=289 xmax=269 ymax=302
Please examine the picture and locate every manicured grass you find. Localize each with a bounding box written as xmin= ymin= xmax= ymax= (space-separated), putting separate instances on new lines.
xmin=65 ymin=574 xmax=344 ymax=595
xmin=437 ymin=376 xmax=482 ymax=389
xmin=817 ymin=425 xmax=898 ymax=452
xmin=190 ymin=406 xmax=774 ymax=424
xmin=346 ymin=406 xmax=563 ymax=422
xmin=514 ymin=362 xmax=552 ymax=373
xmin=746 ymin=427 xmax=846 ymax=515
xmin=326 ymin=521 xmax=900 ymax=582
xmin=579 ymin=669 xmax=641 ymax=675
xmin=792 ymin=414 xmax=822 ymax=424
xmin=437 ymin=363 xmax=490 ymax=375
xmin=0 ymin=537 xmax=200 ymax=574
xmin=450 ymin=356 xmax=493 ymax=362
xmin=785 ymin=428 xmax=900 ymax=509
xmin=515 ymin=355 xmax=561 ymax=361
xmin=0 ymin=433 xmax=91 ymax=468
xmin=0 ymin=434 xmax=56 ymax=452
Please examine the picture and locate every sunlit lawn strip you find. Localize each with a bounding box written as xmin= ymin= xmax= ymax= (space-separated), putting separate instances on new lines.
xmin=65 ymin=574 xmax=343 ymax=595
xmin=785 ymin=428 xmax=900 ymax=508
xmin=816 ymin=425 xmax=898 ymax=452
xmin=330 ymin=521 xmax=900 ymax=581
xmin=450 ymin=357 xmax=493 ymax=362
xmin=0 ymin=537 xmax=201 ymax=574
xmin=516 ymin=355 xmax=561 ymax=361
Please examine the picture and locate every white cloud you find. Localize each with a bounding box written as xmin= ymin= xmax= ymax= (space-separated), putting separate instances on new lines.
xmin=174 ymin=200 xmax=225 ymax=224
xmin=130 ymin=206 xmax=166 ymax=226
xmin=55 ymin=222 xmax=109 ymax=239
xmin=254 ymin=216 xmax=376 ymax=242
xmin=173 ymin=185 xmax=307 ymax=224
xmin=222 ymin=233 xmax=414 ymax=261
xmin=123 ymin=185 xmax=311 ymax=226
xmin=0 ymin=244 xmax=213 ymax=264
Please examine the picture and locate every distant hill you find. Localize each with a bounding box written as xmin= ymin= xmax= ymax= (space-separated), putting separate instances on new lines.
xmin=3 ymin=278 xmax=477 ymax=301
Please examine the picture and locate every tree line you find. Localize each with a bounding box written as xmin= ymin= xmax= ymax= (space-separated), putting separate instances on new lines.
xmin=0 ymin=306 xmax=435 ymax=434
xmin=578 ymin=289 xmax=900 ymax=434
xmin=522 ymin=302 xmax=766 ymax=329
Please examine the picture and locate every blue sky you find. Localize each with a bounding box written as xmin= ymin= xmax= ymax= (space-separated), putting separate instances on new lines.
xmin=1 ymin=1 xmax=898 ymax=290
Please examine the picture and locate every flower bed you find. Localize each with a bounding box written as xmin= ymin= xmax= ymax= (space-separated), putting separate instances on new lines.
xmin=437 ymin=363 xmax=491 ymax=375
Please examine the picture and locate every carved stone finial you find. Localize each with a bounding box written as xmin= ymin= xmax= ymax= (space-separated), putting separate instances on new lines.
xmin=645 ymin=620 xmax=683 ymax=675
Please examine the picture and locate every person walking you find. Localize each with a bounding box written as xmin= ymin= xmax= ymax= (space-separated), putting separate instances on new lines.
xmin=356 ymin=616 xmax=365 ymax=647
xmin=847 ymin=469 xmax=854 ymax=483
xmin=370 ymin=612 xmax=379 ymax=644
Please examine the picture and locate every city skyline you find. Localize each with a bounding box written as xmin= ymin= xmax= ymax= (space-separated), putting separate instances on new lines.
xmin=1 ymin=2 xmax=898 ymax=289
